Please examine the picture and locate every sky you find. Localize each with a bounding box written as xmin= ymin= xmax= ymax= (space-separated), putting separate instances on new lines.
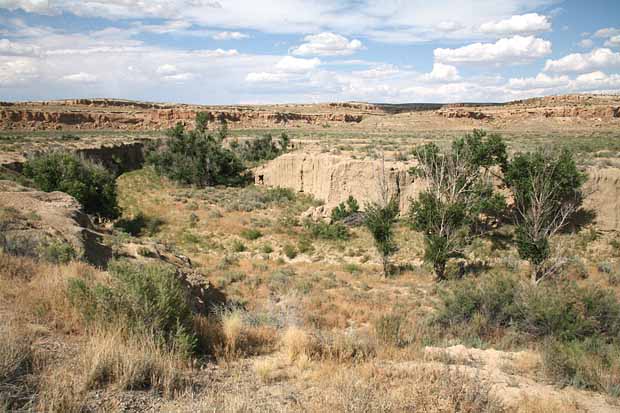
xmin=0 ymin=0 xmax=619 ymax=104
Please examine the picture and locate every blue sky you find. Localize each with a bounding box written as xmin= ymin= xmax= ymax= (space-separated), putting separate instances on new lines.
xmin=1 ymin=0 xmax=619 ymax=104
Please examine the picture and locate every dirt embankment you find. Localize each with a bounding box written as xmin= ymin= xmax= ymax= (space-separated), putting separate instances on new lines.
xmin=255 ymin=152 xmax=620 ymax=231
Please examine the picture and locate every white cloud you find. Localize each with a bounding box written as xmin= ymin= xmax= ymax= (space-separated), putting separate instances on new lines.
xmin=0 ymin=0 xmax=559 ymax=43
xmin=572 ymin=71 xmax=620 ymax=90
xmin=275 ymin=56 xmax=320 ymax=73
xmin=0 ymin=57 xmax=38 ymax=86
xmin=508 ymin=73 xmax=569 ymax=89
xmin=420 ymin=63 xmax=460 ymax=82
xmin=544 ymin=48 xmax=620 ymax=73
xmin=353 ymin=64 xmax=399 ymax=79
xmin=594 ymin=27 xmax=620 ymax=38
xmin=245 ymin=72 xmax=287 ymax=83
xmin=479 ymin=13 xmax=551 ymax=35
xmin=578 ymin=38 xmax=594 ymax=49
xmin=212 ymin=31 xmax=249 ymax=40
xmin=291 ymin=32 xmax=363 ymax=56
xmin=156 ymin=64 xmax=179 ymax=76
xmin=434 ymin=35 xmax=552 ymax=65
xmin=0 ymin=38 xmax=39 ymax=56
xmin=61 ymin=72 xmax=98 ymax=83
xmin=193 ymin=48 xmax=239 ymax=57
xmin=605 ymin=36 xmax=620 ymax=48
xmin=0 ymin=0 xmax=51 ymax=14
xmin=162 ymin=72 xmax=195 ymax=82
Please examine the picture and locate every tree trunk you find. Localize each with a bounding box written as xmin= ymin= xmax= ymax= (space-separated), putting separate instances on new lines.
xmin=382 ymin=256 xmax=389 ymax=278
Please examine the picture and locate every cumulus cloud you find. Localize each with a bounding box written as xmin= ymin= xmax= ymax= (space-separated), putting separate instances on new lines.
xmin=508 ymin=73 xmax=569 ymax=90
xmin=156 ymin=64 xmax=179 ymax=76
xmin=0 ymin=38 xmax=39 ymax=56
xmin=0 ymin=58 xmax=38 ymax=86
xmin=572 ymin=71 xmax=620 ymax=90
xmin=434 ymin=35 xmax=552 ymax=65
xmin=61 ymin=72 xmax=98 ymax=83
xmin=578 ymin=39 xmax=594 ymax=49
xmin=605 ymin=36 xmax=620 ymax=48
xmin=544 ymin=48 xmax=620 ymax=73
xmin=291 ymin=32 xmax=363 ymax=56
xmin=245 ymin=72 xmax=287 ymax=83
xmin=275 ymin=56 xmax=320 ymax=72
xmin=212 ymin=31 xmax=249 ymax=40
xmin=420 ymin=63 xmax=461 ymax=82
xmin=353 ymin=64 xmax=399 ymax=79
xmin=594 ymin=28 xmax=620 ymax=38
xmin=479 ymin=13 xmax=551 ymax=35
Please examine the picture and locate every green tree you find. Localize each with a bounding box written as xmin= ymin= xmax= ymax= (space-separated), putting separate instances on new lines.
xmin=408 ymin=130 xmax=507 ymax=280
xmin=23 ymin=152 xmax=119 ymax=219
xmin=504 ymin=148 xmax=586 ymax=284
xmin=146 ymin=115 xmax=246 ymax=187
xmin=364 ymin=197 xmax=399 ymax=277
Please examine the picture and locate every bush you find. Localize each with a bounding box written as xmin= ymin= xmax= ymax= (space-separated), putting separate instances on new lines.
xmin=542 ymin=338 xmax=620 ymax=395
xmin=40 ymin=241 xmax=76 ymax=264
xmin=67 ymin=260 xmax=197 ymax=356
xmin=23 ymin=152 xmax=119 ymax=218
xmin=436 ymin=274 xmax=620 ymax=342
xmin=241 ymin=228 xmax=262 ymax=240
xmin=236 ymin=134 xmax=286 ymax=163
xmin=374 ymin=313 xmax=404 ymax=346
xmin=114 ymin=212 xmax=164 ymax=237
xmin=331 ymin=196 xmax=360 ymax=222
xmin=304 ymin=219 xmax=350 ymax=241
xmin=231 ymin=240 xmax=246 ymax=252
xmin=146 ymin=119 xmax=246 ymax=187
xmin=283 ymin=244 xmax=298 ymax=259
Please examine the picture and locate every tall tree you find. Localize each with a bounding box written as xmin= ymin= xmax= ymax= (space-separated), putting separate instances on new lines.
xmin=408 ymin=130 xmax=507 ymax=280
xmin=504 ymin=148 xmax=586 ymax=284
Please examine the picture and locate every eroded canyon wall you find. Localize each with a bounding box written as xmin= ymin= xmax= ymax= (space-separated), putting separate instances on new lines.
xmin=255 ymin=152 xmax=620 ymax=231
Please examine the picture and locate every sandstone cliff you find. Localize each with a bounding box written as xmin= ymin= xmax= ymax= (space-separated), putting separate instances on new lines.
xmin=255 ymin=152 xmax=620 ymax=231
xmin=2 ymin=94 xmax=619 ymax=131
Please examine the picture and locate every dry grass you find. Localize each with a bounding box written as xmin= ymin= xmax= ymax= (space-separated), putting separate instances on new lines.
xmin=281 ymin=326 xmax=312 ymax=363
xmin=307 ymin=363 xmax=506 ymax=412
xmin=81 ymin=330 xmax=189 ymax=397
xmin=0 ymin=320 xmax=35 ymax=410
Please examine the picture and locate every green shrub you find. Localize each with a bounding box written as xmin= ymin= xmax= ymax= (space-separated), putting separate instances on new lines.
xmin=231 ymin=240 xmax=247 ymax=252
xmin=23 ymin=152 xmax=119 ymax=218
xmin=331 ymin=196 xmax=360 ymax=222
xmin=241 ymin=228 xmax=262 ymax=240
xmin=67 ymin=260 xmax=197 ymax=355
xmin=542 ymin=338 xmax=620 ymax=396
xmin=236 ymin=134 xmax=285 ymax=163
xmin=436 ymin=274 xmax=620 ymax=342
xmin=146 ymin=119 xmax=246 ymax=187
xmin=283 ymin=244 xmax=298 ymax=259
xmin=261 ymin=244 xmax=274 ymax=254
xmin=297 ymin=236 xmax=314 ymax=254
xmin=114 ymin=212 xmax=164 ymax=237
xmin=304 ymin=219 xmax=350 ymax=241
xmin=40 ymin=241 xmax=76 ymax=264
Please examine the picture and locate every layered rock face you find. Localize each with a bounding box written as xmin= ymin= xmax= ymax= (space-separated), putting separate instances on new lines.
xmin=254 ymin=152 xmax=425 ymax=214
xmin=0 ymin=180 xmax=111 ymax=266
xmin=255 ymin=152 xmax=620 ymax=231
xmin=2 ymin=94 xmax=619 ymax=131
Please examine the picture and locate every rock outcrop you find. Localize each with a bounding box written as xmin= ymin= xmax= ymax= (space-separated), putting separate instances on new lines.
xmin=0 ymin=180 xmax=111 ymax=266
xmin=255 ymin=152 xmax=620 ymax=231
xmin=2 ymin=94 xmax=618 ymax=132
xmin=254 ymin=152 xmax=425 ymax=215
